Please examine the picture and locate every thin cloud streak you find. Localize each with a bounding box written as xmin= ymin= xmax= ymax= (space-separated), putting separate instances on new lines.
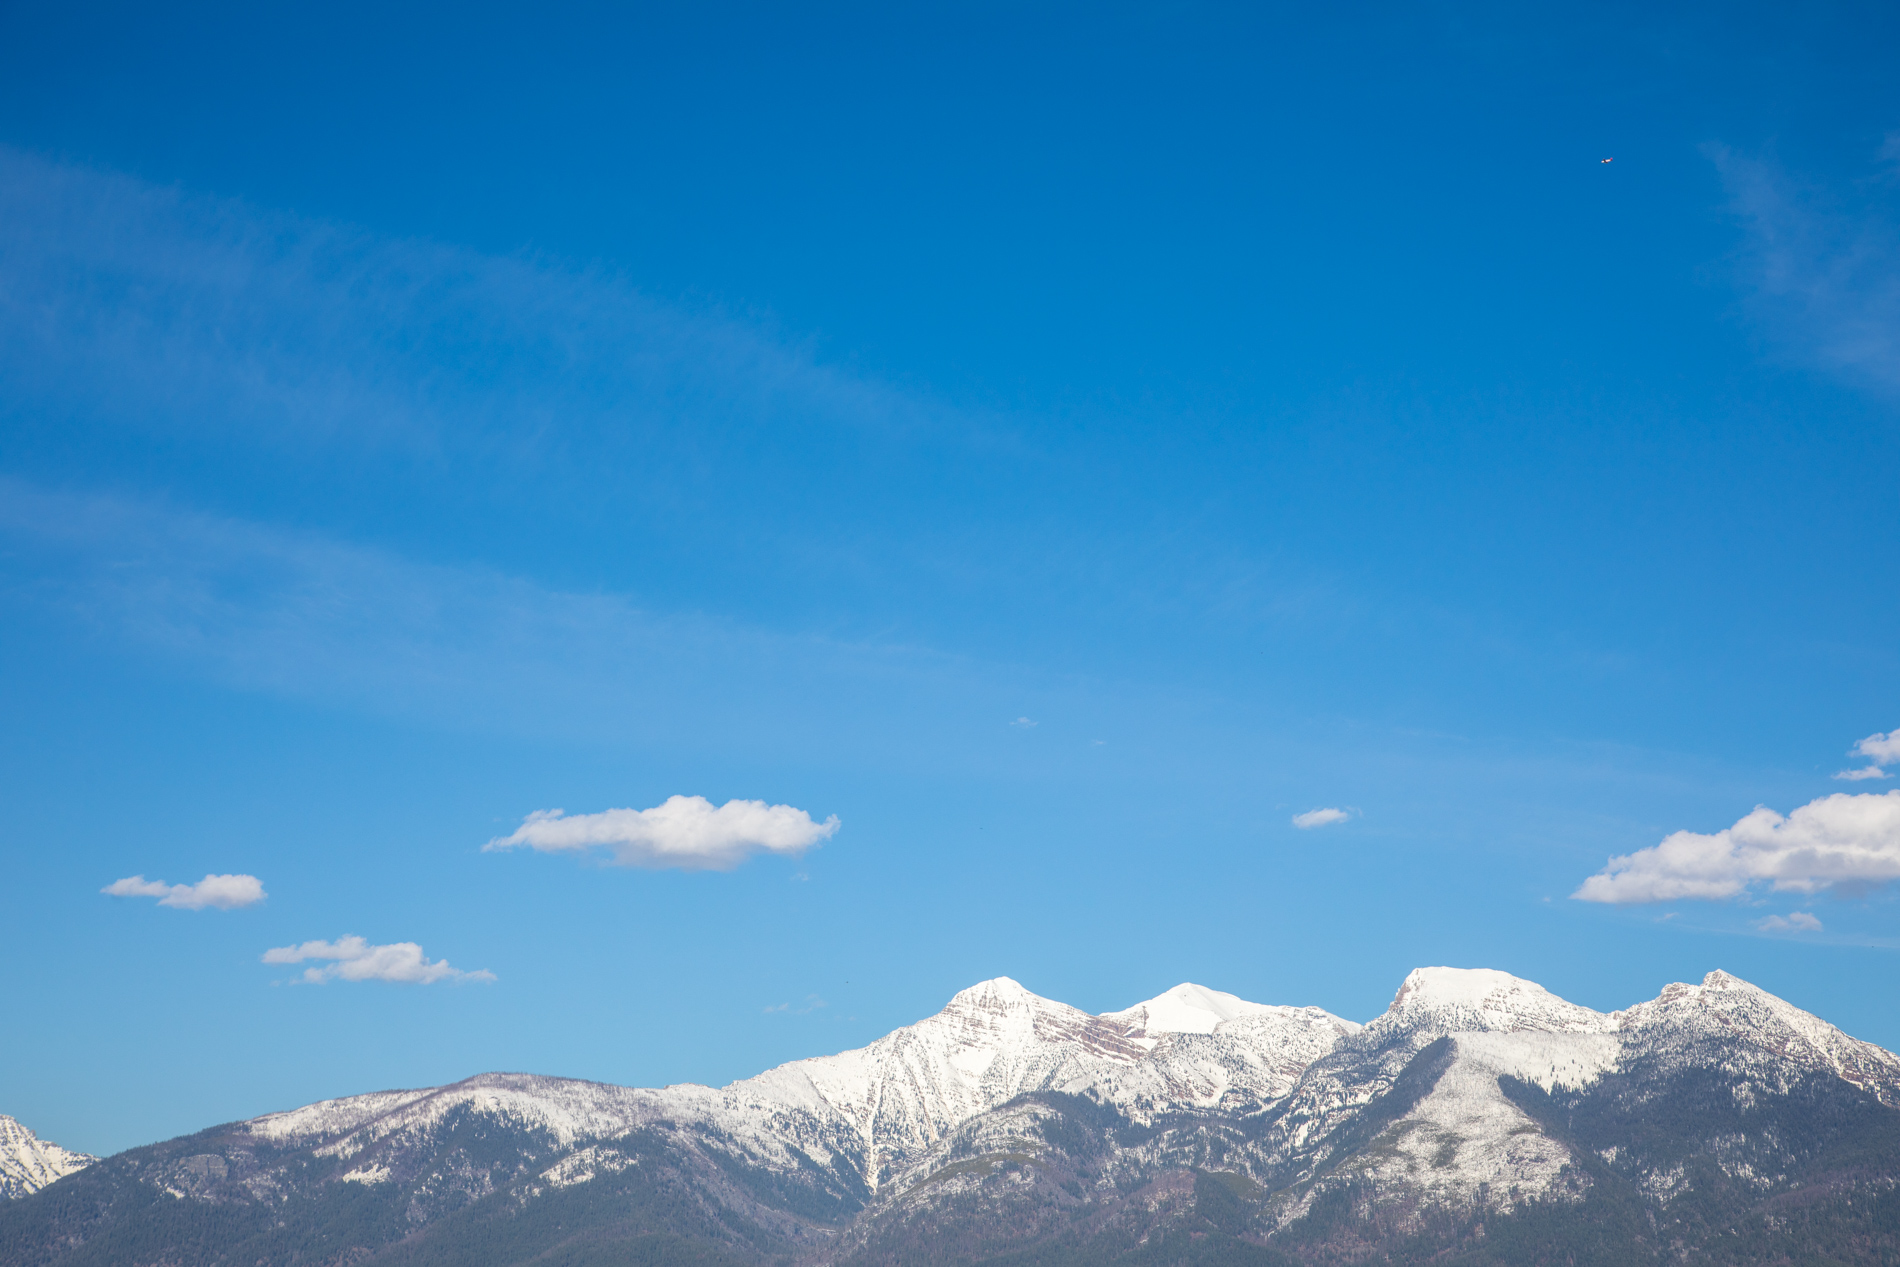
xmin=0 ymin=478 xmax=988 ymax=751
xmin=1756 ymin=912 xmax=1823 ymax=933
xmin=1715 ymin=140 xmax=1900 ymax=395
xmin=0 ymin=144 xmax=954 ymax=467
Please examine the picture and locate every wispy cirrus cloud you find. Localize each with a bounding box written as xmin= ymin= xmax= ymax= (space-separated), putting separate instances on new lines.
xmin=1291 ymin=807 xmax=1350 ymax=829
xmin=485 ymin=796 xmax=838 ymax=871
xmin=1757 ymin=911 xmax=1823 ymax=933
xmin=0 ymin=478 xmax=989 ymax=752
xmin=1715 ymin=137 xmax=1900 ymax=395
xmin=263 ymin=936 xmax=493 ymax=984
xmin=103 ymin=873 xmax=265 ymax=910
xmin=1573 ymin=789 xmax=1900 ymax=904
xmin=764 ymin=995 xmax=828 ymax=1015
xmin=0 ymin=143 xmax=947 ymax=469
xmin=0 ymin=143 xmax=1353 ymax=688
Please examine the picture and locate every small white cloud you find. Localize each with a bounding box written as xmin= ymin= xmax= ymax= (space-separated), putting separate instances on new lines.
xmin=103 ymin=873 xmax=265 ymax=910
xmin=1011 ymin=717 xmax=1037 ymax=728
xmin=1292 ymin=807 xmax=1351 ymax=830
xmin=485 ymin=795 xmax=838 ymax=871
xmin=1835 ymin=729 xmax=1900 ymax=780
xmin=1572 ymin=790 xmax=1900 ymax=904
xmin=262 ymin=935 xmax=493 ymax=984
xmin=1756 ymin=912 xmax=1824 ymax=933
xmin=1855 ymin=730 xmax=1900 ymax=763
xmin=763 ymin=994 xmax=827 ymax=1015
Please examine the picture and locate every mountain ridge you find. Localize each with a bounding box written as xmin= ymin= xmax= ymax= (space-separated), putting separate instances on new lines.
xmin=6 ymin=965 xmax=1899 ymax=1267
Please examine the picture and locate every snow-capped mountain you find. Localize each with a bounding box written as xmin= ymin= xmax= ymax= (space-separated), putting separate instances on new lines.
xmin=729 ymin=976 xmax=1148 ymax=1185
xmin=7 ymin=966 xmax=1899 ymax=1267
xmin=0 ymin=1113 xmax=93 ymax=1199
xmin=1376 ymin=965 xmax=1619 ymax=1038
xmin=1237 ymin=967 xmax=1631 ymax=1218
xmin=1619 ymin=968 xmax=1900 ymax=1104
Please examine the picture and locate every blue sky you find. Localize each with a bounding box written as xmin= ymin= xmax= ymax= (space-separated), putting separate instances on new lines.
xmin=3 ymin=0 xmax=1899 ymax=1157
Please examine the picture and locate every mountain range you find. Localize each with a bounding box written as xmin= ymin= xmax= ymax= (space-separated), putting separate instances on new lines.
xmin=5 ymin=966 xmax=1899 ymax=1266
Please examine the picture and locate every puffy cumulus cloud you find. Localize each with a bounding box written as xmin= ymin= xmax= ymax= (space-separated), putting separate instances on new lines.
xmin=1292 ymin=807 xmax=1350 ymax=830
xmin=103 ymin=873 xmax=265 ymax=910
xmin=1572 ymin=790 xmax=1900 ymax=904
xmin=485 ymin=795 xmax=839 ymax=871
xmin=1836 ymin=729 xmax=1900 ymax=781
xmin=262 ymin=936 xmax=494 ymax=984
xmin=1757 ymin=912 xmax=1824 ymax=933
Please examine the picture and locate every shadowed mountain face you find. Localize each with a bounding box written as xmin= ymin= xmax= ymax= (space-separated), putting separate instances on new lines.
xmin=6 ymin=969 xmax=1900 ymax=1267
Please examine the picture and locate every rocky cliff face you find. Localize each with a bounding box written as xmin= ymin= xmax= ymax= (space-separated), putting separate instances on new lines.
xmin=6 ymin=967 xmax=1899 ymax=1267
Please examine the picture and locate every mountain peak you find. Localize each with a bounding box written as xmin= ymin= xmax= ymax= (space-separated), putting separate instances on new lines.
xmin=0 ymin=1113 xmax=93 ymax=1199
xmin=930 ymin=977 xmax=1135 ymax=1055
xmin=947 ymin=976 xmax=1036 ymax=1005
xmin=1101 ymin=982 xmax=1275 ymax=1036
xmin=1621 ymin=970 xmax=1900 ymax=1103
xmin=1379 ymin=966 xmax=1613 ymax=1034
xmin=1647 ymin=969 xmax=1771 ymax=1011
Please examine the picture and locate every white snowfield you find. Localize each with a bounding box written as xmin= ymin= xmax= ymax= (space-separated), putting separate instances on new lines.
xmin=18 ymin=966 xmax=1898 ymax=1216
xmin=0 ymin=1114 xmax=94 ymax=1199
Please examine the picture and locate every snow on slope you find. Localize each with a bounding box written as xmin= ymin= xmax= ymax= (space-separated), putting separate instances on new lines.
xmin=1256 ymin=967 xmax=1624 ymax=1210
xmin=732 ymin=977 xmax=1148 ymax=1184
xmin=0 ymin=1114 xmax=93 ymax=1199
xmin=248 ymin=1074 xmax=666 ymax=1156
xmin=1316 ymin=1028 xmax=1626 ymax=1211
